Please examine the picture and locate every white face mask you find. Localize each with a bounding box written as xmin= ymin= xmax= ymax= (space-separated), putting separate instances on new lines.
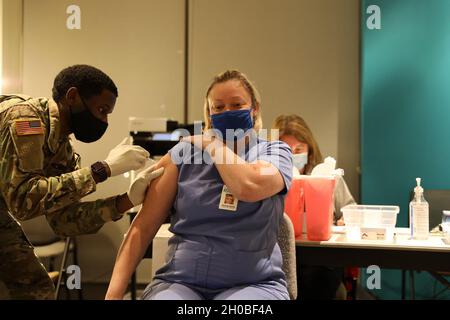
xmin=292 ymin=153 xmax=308 ymax=171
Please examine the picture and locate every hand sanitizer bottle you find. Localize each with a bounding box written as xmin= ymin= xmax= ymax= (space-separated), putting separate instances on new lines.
xmin=409 ymin=178 xmax=429 ymax=240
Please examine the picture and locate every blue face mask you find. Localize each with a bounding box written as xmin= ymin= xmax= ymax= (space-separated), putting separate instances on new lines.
xmin=292 ymin=152 xmax=308 ymax=171
xmin=210 ymin=109 xmax=254 ymax=141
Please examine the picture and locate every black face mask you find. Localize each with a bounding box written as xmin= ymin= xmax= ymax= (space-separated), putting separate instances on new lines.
xmin=70 ymin=96 xmax=108 ymax=143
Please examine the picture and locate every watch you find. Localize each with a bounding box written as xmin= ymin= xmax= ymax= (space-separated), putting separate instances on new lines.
xmin=91 ymin=161 xmax=108 ymax=183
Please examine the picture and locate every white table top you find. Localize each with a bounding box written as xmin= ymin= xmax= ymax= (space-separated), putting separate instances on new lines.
xmin=296 ymin=227 xmax=450 ymax=252
xmin=156 ymin=224 xmax=449 ymax=253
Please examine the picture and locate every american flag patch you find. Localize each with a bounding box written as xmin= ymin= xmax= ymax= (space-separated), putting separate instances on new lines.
xmin=14 ymin=119 xmax=44 ymax=136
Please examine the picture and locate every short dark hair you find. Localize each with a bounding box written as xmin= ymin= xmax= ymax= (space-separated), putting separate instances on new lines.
xmin=52 ymin=64 xmax=118 ymax=102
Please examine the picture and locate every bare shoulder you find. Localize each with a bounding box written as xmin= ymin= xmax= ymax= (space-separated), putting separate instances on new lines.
xmin=143 ymin=153 xmax=179 ymax=207
xmin=154 ymin=153 xmax=177 ymax=172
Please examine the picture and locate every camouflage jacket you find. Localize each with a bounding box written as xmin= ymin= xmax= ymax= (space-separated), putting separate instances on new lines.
xmin=0 ymin=94 xmax=123 ymax=237
xmin=0 ymin=95 xmax=125 ymax=299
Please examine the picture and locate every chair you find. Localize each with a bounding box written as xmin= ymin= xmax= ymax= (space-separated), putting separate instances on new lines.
xmin=422 ymin=190 xmax=450 ymax=231
xmin=402 ymin=190 xmax=450 ymax=299
xmin=422 ymin=190 xmax=450 ymax=299
xmin=278 ymin=213 xmax=298 ymax=300
xmin=20 ymin=215 xmax=81 ymax=300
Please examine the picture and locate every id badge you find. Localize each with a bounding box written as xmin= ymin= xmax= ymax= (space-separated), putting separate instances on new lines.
xmin=219 ymin=185 xmax=238 ymax=211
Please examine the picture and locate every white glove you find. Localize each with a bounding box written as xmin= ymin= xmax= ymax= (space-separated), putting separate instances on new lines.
xmin=104 ymin=137 xmax=150 ymax=177
xmin=127 ymin=161 xmax=165 ymax=206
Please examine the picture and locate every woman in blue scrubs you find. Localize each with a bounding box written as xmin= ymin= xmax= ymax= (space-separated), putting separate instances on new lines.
xmin=106 ymin=70 xmax=293 ymax=300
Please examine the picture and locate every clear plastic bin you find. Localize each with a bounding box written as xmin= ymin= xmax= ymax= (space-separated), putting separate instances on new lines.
xmin=341 ymin=205 xmax=400 ymax=241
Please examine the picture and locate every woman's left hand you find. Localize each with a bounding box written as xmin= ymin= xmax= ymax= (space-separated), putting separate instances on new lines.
xmin=337 ymin=217 xmax=345 ymax=226
xmin=182 ymin=134 xmax=218 ymax=150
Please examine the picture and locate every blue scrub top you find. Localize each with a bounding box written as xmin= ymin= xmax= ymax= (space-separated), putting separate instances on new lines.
xmin=154 ymin=138 xmax=293 ymax=290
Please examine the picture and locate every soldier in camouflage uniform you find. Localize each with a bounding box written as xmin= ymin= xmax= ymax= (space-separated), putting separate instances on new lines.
xmin=0 ymin=65 xmax=163 ymax=299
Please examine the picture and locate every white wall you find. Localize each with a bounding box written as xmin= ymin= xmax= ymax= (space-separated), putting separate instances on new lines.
xmin=189 ymin=0 xmax=360 ymax=200
xmin=337 ymin=1 xmax=360 ymax=202
xmin=1 ymin=0 xmax=22 ymax=93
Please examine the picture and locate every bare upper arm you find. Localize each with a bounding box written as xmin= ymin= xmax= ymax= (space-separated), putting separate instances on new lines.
xmin=135 ymin=154 xmax=178 ymax=229
xmin=142 ymin=153 xmax=178 ymax=210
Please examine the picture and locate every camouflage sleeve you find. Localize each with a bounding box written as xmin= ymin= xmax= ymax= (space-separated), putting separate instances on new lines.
xmin=0 ymin=124 xmax=95 ymax=220
xmin=45 ymin=195 xmax=122 ymax=237
xmin=0 ymin=106 xmax=122 ymax=232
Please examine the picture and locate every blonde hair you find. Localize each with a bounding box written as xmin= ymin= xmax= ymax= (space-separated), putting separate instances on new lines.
xmin=203 ymin=70 xmax=262 ymax=131
xmin=272 ymin=114 xmax=323 ymax=174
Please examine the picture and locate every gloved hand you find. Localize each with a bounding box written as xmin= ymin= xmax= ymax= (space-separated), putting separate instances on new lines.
xmin=104 ymin=137 xmax=150 ymax=177
xmin=127 ymin=160 xmax=165 ymax=206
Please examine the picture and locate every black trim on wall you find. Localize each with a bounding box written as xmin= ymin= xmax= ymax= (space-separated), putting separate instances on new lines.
xmin=183 ymin=0 xmax=189 ymax=125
